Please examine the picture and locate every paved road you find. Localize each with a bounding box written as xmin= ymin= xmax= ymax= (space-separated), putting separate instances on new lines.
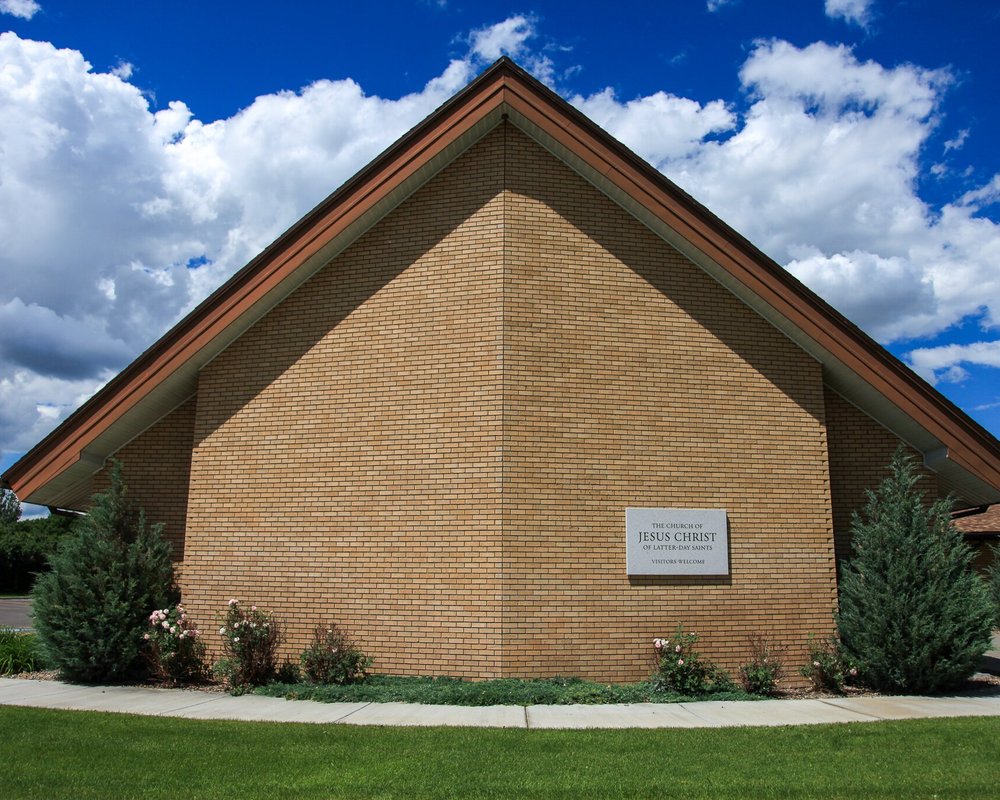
xmin=0 ymin=597 xmax=32 ymax=630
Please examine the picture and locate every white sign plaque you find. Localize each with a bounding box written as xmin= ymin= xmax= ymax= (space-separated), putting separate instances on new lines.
xmin=626 ymin=508 xmax=729 ymax=576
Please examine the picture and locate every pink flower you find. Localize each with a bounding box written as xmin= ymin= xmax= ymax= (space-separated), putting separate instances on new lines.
xmin=677 ymin=659 xmax=684 ymax=666
xmin=653 ymin=638 xmax=663 ymax=649
xmin=675 ymin=645 xmax=682 ymax=653
xmin=849 ymin=667 xmax=858 ymax=676
xmin=251 ymin=605 xmax=257 ymax=611
xmin=233 ymin=637 xmax=240 ymax=643
xmin=813 ymin=661 xmax=820 ymax=667
xmin=142 ymin=633 xmax=150 ymax=640
xmin=161 ymin=621 xmax=170 ymax=630
xmin=228 ymin=599 xmax=239 ymax=606
xmin=169 ymin=626 xmax=176 ymax=634
xmin=219 ymin=627 xmax=226 ymax=635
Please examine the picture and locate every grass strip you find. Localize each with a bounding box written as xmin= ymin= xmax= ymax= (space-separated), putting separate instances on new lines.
xmin=2 ymin=705 xmax=998 ymax=799
xmin=255 ymin=675 xmax=757 ymax=705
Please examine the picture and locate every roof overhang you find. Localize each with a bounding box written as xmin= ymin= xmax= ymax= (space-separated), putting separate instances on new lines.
xmin=6 ymin=58 xmax=1000 ymax=510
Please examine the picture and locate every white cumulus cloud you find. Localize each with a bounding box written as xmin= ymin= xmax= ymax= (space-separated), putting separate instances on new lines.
xmin=1 ymin=20 xmax=1000 ymax=466
xmin=0 ymin=30 xmax=482 ymax=459
xmin=825 ymin=0 xmax=874 ymax=28
xmin=570 ymin=89 xmax=734 ymax=163
xmin=589 ymin=39 xmax=1000 ymax=344
xmin=0 ymin=0 xmax=40 ymax=20
xmin=907 ymin=341 xmax=1000 ymax=384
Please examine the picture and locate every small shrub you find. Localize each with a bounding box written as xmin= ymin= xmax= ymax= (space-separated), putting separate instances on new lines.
xmin=837 ymin=450 xmax=994 ymax=693
xmin=214 ymin=600 xmax=281 ymax=692
xmin=986 ymin=543 xmax=1000 ymax=629
xmin=0 ymin=628 xmax=46 ymax=675
xmin=799 ymin=633 xmax=856 ymax=693
xmin=32 ymin=463 xmax=176 ymax=683
xmin=651 ymin=627 xmax=733 ymax=695
xmin=145 ymin=605 xmax=206 ymax=685
xmin=300 ymin=623 xmax=371 ymax=685
xmin=274 ymin=661 xmax=301 ymax=684
xmin=738 ymin=633 xmax=785 ymax=696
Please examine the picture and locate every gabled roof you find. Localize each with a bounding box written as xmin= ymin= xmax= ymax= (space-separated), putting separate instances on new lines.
xmin=6 ymin=57 xmax=1000 ymax=509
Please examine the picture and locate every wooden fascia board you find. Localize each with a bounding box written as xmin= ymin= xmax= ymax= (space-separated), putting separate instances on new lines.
xmin=4 ymin=68 xmax=511 ymax=501
xmin=498 ymin=73 xmax=1000 ymax=492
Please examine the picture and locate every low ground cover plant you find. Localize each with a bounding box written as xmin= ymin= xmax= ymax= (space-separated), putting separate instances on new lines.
xmin=651 ymin=627 xmax=735 ymax=695
xmin=214 ymin=600 xmax=282 ymax=691
xmin=257 ymin=674 xmax=755 ymax=706
xmin=0 ymin=628 xmax=47 ymax=675
xmin=146 ymin=605 xmax=207 ymax=685
xmin=300 ymin=623 xmax=371 ymax=685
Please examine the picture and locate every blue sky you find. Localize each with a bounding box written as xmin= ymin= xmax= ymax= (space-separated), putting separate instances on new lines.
xmin=1 ymin=0 xmax=999 ymax=512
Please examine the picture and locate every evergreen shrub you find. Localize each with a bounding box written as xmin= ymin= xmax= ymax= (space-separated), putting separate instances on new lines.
xmin=986 ymin=543 xmax=1000 ymax=629
xmin=31 ymin=463 xmax=176 ymax=683
xmin=837 ymin=449 xmax=994 ymax=693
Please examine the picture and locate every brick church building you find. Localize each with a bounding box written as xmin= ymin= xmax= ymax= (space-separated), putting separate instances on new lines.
xmin=6 ymin=59 xmax=999 ymax=681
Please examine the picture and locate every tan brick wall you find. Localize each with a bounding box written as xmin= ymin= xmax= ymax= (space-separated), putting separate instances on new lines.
xmin=93 ymin=396 xmax=196 ymax=561
xmin=500 ymin=126 xmax=837 ymax=681
xmin=825 ymin=386 xmax=940 ymax=567
xmin=117 ymin=122 xmax=849 ymax=682
xmin=181 ymin=128 xmax=507 ymax=676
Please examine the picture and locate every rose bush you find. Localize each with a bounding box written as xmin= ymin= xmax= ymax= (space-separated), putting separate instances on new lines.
xmin=651 ymin=627 xmax=733 ymax=695
xmin=145 ymin=605 xmax=206 ymax=685
xmin=214 ymin=600 xmax=282 ymax=692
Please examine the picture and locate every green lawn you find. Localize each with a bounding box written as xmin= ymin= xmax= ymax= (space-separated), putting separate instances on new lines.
xmin=2 ymin=706 xmax=997 ymax=799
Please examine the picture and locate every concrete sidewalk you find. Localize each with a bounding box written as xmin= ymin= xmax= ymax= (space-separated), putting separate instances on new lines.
xmin=2 ymin=676 xmax=999 ymax=728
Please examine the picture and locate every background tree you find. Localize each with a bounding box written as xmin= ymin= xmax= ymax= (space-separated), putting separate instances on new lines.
xmin=837 ymin=449 xmax=994 ymax=693
xmin=0 ymin=513 xmax=76 ymax=594
xmin=0 ymin=488 xmax=21 ymax=526
xmin=32 ymin=462 xmax=177 ymax=682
